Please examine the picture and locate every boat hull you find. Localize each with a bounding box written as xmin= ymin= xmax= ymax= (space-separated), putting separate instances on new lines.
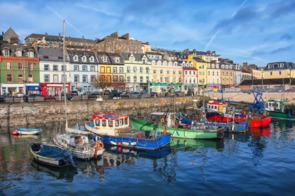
xmin=249 ymin=116 xmax=272 ymax=128
xmin=268 ymin=111 xmax=295 ymax=120
xmin=205 ymin=121 xmax=249 ymax=133
xmin=130 ymin=117 xmax=224 ymax=139
xmin=30 ymin=143 xmax=75 ymax=168
xmin=85 ymin=123 xmax=171 ymax=150
xmin=13 ymin=127 xmax=42 ymax=135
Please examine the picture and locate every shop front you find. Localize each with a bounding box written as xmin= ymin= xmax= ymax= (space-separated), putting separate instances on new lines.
xmin=40 ymin=83 xmax=71 ymax=96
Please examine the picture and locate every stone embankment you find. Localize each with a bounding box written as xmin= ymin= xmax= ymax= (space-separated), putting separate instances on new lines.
xmin=0 ymin=96 xmax=195 ymax=128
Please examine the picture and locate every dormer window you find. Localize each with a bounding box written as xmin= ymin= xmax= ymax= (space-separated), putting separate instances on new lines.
xmin=101 ymin=55 xmax=108 ymax=63
xmin=82 ymin=56 xmax=87 ymax=62
xmin=89 ymin=56 xmax=94 ymax=62
xmin=73 ymin=55 xmax=78 ymax=62
xmin=114 ymin=57 xmax=120 ymax=63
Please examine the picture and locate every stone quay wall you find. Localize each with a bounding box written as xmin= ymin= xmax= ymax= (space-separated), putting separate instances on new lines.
xmin=0 ymin=96 xmax=195 ymax=128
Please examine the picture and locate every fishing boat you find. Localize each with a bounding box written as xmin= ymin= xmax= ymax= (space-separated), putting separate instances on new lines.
xmin=53 ymin=133 xmax=105 ymax=160
xmin=130 ymin=112 xmax=225 ymax=140
xmin=85 ymin=112 xmax=171 ymax=150
xmin=30 ymin=143 xmax=76 ymax=168
xmin=13 ymin=127 xmax=42 ymax=135
xmin=177 ymin=113 xmax=249 ymax=133
xmin=248 ymin=115 xmax=272 ymax=128
xmin=265 ymin=99 xmax=295 ymax=120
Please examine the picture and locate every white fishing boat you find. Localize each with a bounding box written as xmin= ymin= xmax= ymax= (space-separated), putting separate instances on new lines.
xmin=53 ymin=133 xmax=104 ymax=160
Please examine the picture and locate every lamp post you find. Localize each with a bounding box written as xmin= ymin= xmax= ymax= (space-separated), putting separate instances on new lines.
xmin=262 ymin=71 xmax=263 ymax=90
xmin=23 ymin=59 xmax=26 ymax=95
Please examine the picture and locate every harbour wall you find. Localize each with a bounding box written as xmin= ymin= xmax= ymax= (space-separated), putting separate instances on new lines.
xmin=1 ymin=92 xmax=294 ymax=128
xmin=0 ymin=96 xmax=195 ymax=128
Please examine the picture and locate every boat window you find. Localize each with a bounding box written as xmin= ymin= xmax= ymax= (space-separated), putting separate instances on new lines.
xmin=115 ymin=120 xmax=119 ymax=127
xmin=95 ymin=119 xmax=100 ymax=126
xmin=120 ymin=119 xmax=123 ymax=126
xmin=102 ymin=120 xmax=106 ymax=127
xmin=124 ymin=118 xmax=128 ymax=125
xmin=109 ymin=120 xmax=113 ymax=127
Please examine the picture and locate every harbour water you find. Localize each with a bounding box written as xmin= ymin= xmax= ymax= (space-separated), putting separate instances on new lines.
xmin=1 ymin=119 xmax=295 ymax=195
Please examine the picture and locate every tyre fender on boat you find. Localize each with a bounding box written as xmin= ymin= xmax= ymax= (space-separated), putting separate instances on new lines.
xmin=95 ymin=141 xmax=104 ymax=150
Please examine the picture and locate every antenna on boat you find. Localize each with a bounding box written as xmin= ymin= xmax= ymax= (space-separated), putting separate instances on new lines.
xmin=63 ymin=19 xmax=68 ymax=129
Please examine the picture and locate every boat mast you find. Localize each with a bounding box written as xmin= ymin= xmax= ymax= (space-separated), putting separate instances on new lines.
xmin=63 ymin=19 xmax=68 ymax=129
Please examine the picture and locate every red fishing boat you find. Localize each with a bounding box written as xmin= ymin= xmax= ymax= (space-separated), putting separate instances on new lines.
xmin=249 ymin=115 xmax=272 ymax=128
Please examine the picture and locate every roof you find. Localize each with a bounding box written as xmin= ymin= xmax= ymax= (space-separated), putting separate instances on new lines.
xmin=193 ymin=57 xmax=206 ymax=62
xmin=38 ymin=48 xmax=64 ymax=62
xmin=67 ymin=50 xmax=97 ymax=64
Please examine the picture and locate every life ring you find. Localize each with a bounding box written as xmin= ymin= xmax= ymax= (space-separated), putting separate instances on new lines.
xmin=95 ymin=141 xmax=104 ymax=150
xmin=94 ymin=141 xmax=104 ymax=157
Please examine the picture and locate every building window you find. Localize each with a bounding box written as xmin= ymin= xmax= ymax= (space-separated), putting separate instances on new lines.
xmin=44 ymin=64 xmax=49 ymax=71
xmin=6 ymin=62 xmax=11 ymax=70
xmin=101 ymin=55 xmax=108 ymax=63
xmin=53 ymin=74 xmax=58 ymax=82
xmin=82 ymin=56 xmax=87 ymax=62
xmin=133 ymin=76 xmax=137 ymax=83
xmin=89 ymin=56 xmax=94 ymax=62
xmin=113 ymin=76 xmax=118 ymax=82
xmin=140 ymin=67 xmax=143 ymax=73
xmin=6 ymin=74 xmax=12 ymax=83
xmin=114 ymin=57 xmax=120 ymax=63
xmin=113 ymin=67 xmax=117 ymax=73
xmin=127 ymin=76 xmax=130 ymax=82
xmin=90 ymin=66 xmax=95 ymax=72
xmin=146 ymin=76 xmax=149 ymax=82
xmin=106 ymin=67 xmax=111 ymax=73
xmin=160 ymin=70 xmax=163 ymax=74
xmin=140 ymin=76 xmax=143 ymax=82
xmin=127 ymin=66 xmax=130 ymax=73
xmin=53 ymin=65 xmax=58 ymax=71
xmin=100 ymin=67 xmax=105 ymax=73
xmin=28 ymin=62 xmax=33 ymax=70
xmin=146 ymin=67 xmax=149 ymax=74
xmin=61 ymin=65 xmax=66 ymax=71
xmin=74 ymin=65 xmax=79 ymax=71
xmin=83 ymin=75 xmax=88 ymax=83
xmin=73 ymin=55 xmax=78 ymax=62
xmin=279 ymin=71 xmax=281 ymax=75
xmin=91 ymin=75 xmax=96 ymax=82
xmin=44 ymin=74 xmax=50 ymax=82
xmin=61 ymin=74 xmax=67 ymax=83
xmin=18 ymin=74 xmax=23 ymax=83
xmin=119 ymin=67 xmax=123 ymax=73
xmin=153 ymin=70 xmax=156 ymax=74
xmin=133 ymin=67 xmax=137 ymax=73
xmin=74 ymin=75 xmax=80 ymax=83
xmin=119 ymin=75 xmax=124 ymax=82
xmin=27 ymin=74 xmax=33 ymax=82
xmin=18 ymin=63 xmax=23 ymax=70
xmin=82 ymin=65 xmax=87 ymax=71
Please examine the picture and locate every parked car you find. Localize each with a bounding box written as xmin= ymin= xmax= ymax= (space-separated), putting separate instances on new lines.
xmin=150 ymin=92 xmax=158 ymax=97
xmin=120 ymin=91 xmax=130 ymax=99
xmin=174 ymin=91 xmax=183 ymax=96
xmin=87 ymin=91 xmax=102 ymax=99
xmin=69 ymin=91 xmax=79 ymax=96
xmin=104 ymin=90 xmax=111 ymax=95
xmin=15 ymin=92 xmax=25 ymax=97
xmin=130 ymin=92 xmax=141 ymax=98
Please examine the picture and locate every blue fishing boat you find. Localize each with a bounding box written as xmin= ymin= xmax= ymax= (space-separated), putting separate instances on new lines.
xmin=30 ymin=143 xmax=76 ymax=168
xmin=13 ymin=127 xmax=42 ymax=135
xmin=84 ymin=112 xmax=171 ymax=150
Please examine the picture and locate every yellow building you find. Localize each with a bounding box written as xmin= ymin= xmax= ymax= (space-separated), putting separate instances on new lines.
xmin=121 ymin=53 xmax=150 ymax=92
xmin=263 ymin=62 xmax=294 ymax=79
xmin=188 ymin=54 xmax=208 ymax=87
xmin=150 ymin=60 xmax=182 ymax=93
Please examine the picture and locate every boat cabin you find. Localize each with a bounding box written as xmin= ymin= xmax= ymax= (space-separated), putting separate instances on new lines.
xmin=206 ymin=100 xmax=228 ymax=114
xmin=92 ymin=112 xmax=129 ymax=130
xmin=265 ymin=99 xmax=286 ymax=113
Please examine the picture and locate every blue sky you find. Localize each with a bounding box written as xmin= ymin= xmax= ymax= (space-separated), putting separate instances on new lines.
xmin=1 ymin=0 xmax=295 ymax=66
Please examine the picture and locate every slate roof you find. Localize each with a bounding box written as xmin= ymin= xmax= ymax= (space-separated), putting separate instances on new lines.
xmin=38 ymin=48 xmax=64 ymax=62
xmin=193 ymin=57 xmax=206 ymax=62
xmin=108 ymin=53 xmax=124 ymax=65
xmin=67 ymin=50 xmax=97 ymax=64
xmin=96 ymin=52 xmax=112 ymax=64
xmin=264 ymin=62 xmax=295 ymax=70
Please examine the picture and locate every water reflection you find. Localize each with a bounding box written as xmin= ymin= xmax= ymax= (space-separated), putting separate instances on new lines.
xmin=170 ymin=138 xmax=224 ymax=152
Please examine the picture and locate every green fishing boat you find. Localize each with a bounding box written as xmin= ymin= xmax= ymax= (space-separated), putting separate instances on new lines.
xmin=265 ymin=99 xmax=295 ymax=120
xmin=130 ymin=116 xmax=224 ymax=140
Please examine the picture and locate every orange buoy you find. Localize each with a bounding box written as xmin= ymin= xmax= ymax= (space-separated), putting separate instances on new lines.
xmin=137 ymin=133 xmax=141 ymax=138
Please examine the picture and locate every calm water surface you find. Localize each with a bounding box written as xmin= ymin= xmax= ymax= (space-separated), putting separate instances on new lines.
xmin=1 ymin=119 xmax=295 ymax=196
